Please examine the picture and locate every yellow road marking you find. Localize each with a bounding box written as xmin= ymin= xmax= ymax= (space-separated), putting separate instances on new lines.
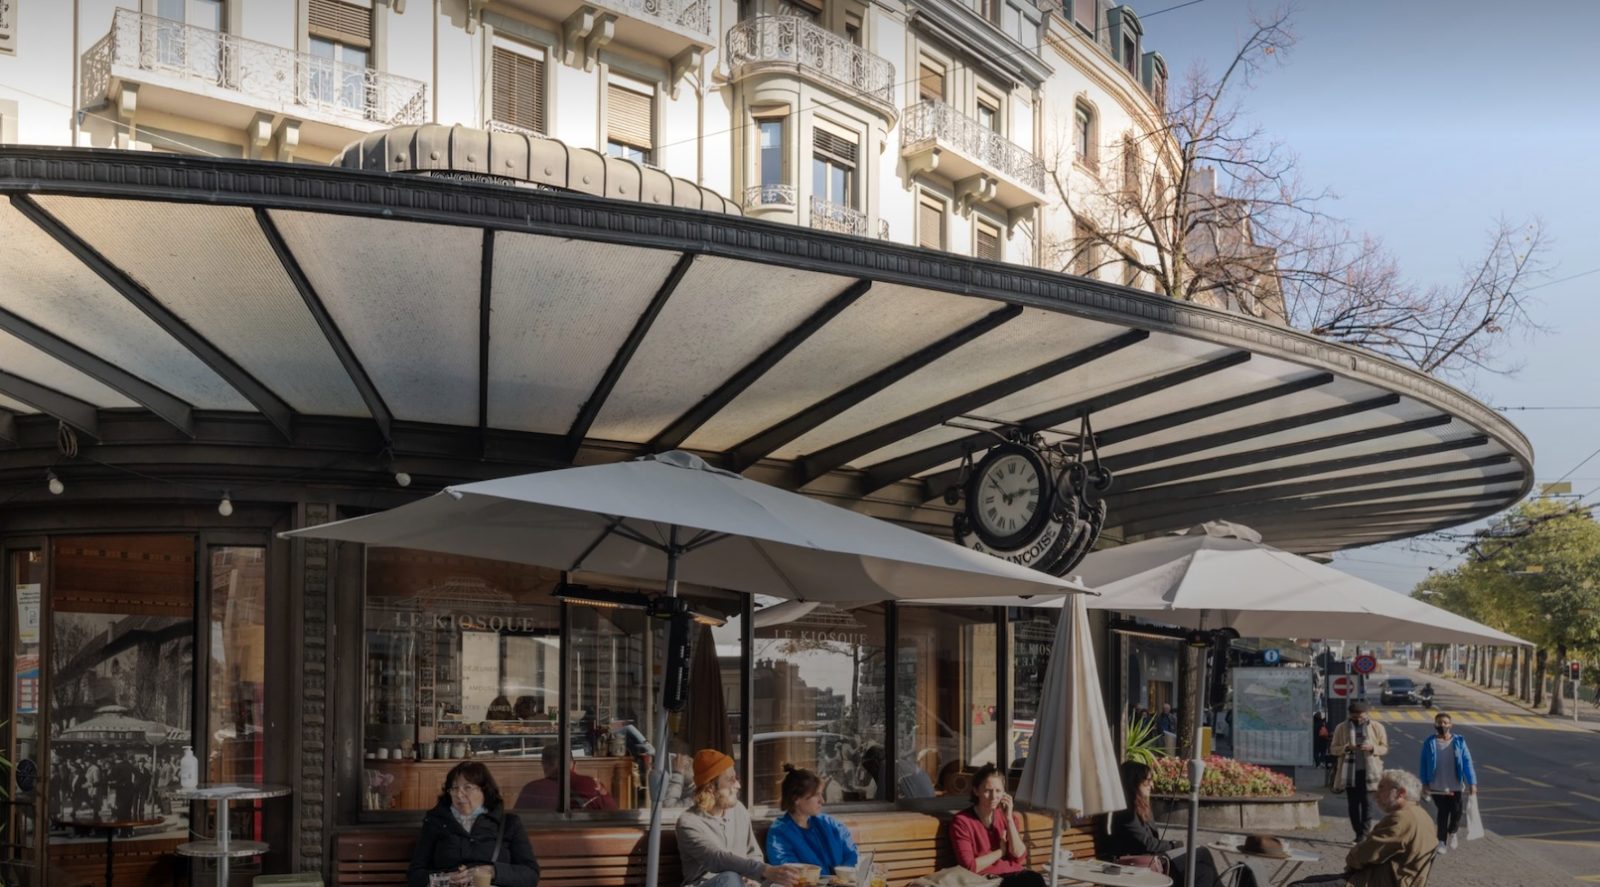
xmin=1480 ymin=801 xmax=1575 ymax=812
xmin=1515 ymin=776 xmax=1554 ymax=788
xmin=1572 ymin=791 xmax=1600 ymax=803
xmin=1484 ymin=764 xmax=1510 ymax=775
xmin=1509 ymin=826 xmax=1600 ymax=839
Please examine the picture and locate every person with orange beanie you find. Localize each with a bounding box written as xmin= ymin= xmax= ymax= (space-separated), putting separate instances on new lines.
xmin=676 ymin=749 xmax=805 ymax=887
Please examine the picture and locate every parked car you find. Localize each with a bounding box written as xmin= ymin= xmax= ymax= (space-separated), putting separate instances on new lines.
xmin=1379 ymin=677 xmax=1418 ymax=705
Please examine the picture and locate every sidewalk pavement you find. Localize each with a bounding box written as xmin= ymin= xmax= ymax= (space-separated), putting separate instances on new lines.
xmin=1417 ymin=665 xmax=1600 ymax=733
xmin=1159 ymin=767 xmax=1580 ymax=887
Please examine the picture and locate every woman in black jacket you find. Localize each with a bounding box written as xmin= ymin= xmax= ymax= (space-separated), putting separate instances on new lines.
xmin=407 ymin=761 xmax=541 ymax=887
xmin=1108 ymin=761 xmax=1250 ymax=887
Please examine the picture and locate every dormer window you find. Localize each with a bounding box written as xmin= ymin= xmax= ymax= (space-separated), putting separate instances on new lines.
xmin=1123 ymin=34 xmax=1138 ymax=75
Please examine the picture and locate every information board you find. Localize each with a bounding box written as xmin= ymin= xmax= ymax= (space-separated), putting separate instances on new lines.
xmin=1231 ymin=666 xmax=1314 ymax=766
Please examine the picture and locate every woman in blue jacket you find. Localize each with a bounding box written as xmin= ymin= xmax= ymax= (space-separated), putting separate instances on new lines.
xmin=1418 ymin=711 xmax=1477 ymax=853
xmin=765 ymin=765 xmax=859 ymax=876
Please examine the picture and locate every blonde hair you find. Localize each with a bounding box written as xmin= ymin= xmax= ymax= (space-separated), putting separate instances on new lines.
xmin=692 ymin=781 xmax=721 ymax=813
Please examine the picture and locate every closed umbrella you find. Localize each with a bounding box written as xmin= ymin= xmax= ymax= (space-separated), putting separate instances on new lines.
xmin=284 ymin=450 xmax=1086 ymax=887
xmin=1073 ymin=521 xmax=1529 ymax=887
xmin=1014 ymin=594 xmax=1125 ymax=886
xmin=685 ymin=624 xmax=731 ymax=758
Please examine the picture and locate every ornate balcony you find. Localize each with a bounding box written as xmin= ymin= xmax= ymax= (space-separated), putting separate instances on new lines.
xmin=81 ymin=10 xmax=427 ymax=131
xmin=809 ymin=195 xmax=868 ymax=238
xmin=745 ymin=184 xmax=798 ymax=209
xmin=490 ymin=0 xmax=712 ymax=72
xmin=727 ymin=16 xmax=897 ymax=121
xmin=901 ymin=99 xmax=1046 ymax=213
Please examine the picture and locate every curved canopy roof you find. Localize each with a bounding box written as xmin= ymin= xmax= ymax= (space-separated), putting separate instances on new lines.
xmin=0 ymin=146 xmax=1531 ymax=553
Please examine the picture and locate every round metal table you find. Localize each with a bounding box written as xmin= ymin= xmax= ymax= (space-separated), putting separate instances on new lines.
xmin=168 ymin=783 xmax=291 ymax=885
xmin=1056 ymin=859 xmax=1173 ymax=886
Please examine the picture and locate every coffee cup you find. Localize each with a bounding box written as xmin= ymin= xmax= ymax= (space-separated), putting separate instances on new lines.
xmin=794 ymin=864 xmax=821 ymax=887
xmin=472 ymin=866 xmax=493 ymax=887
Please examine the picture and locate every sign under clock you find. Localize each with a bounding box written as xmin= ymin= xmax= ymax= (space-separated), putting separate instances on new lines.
xmin=953 ymin=442 xmax=1074 ymax=572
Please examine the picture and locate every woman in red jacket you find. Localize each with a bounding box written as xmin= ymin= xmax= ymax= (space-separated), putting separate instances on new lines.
xmin=948 ymin=764 xmax=1047 ymax=887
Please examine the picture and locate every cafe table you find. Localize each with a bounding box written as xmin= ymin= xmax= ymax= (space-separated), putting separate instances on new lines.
xmin=1056 ymin=859 xmax=1172 ymax=887
xmin=169 ymin=783 xmax=292 ymax=885
xmin=1205 ymin=840 xmax=1320 ymax=886
xmin=53 ymin=816 xmax=165 ymax=887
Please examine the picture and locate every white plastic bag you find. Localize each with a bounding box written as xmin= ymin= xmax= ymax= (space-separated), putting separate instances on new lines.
xmin=1465 ymin=791 xmax=1485 ymax=841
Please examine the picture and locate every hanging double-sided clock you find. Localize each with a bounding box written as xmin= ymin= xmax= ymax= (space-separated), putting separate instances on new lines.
xmin=952 ymin=442 xmax=1075 ymax=571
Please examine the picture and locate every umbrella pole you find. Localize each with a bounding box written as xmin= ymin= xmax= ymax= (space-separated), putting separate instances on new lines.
xmin=1184 ymin=618 xmax=1209 ymax=887
xmin=1051 ymin=812 xmax=1064 ymax=885
xmin=645 ymin=529 xmax=681 ymax=887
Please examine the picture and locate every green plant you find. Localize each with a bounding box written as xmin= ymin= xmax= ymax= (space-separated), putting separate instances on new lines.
xmin=1122 ymin=715 xmax=1166 ymax=766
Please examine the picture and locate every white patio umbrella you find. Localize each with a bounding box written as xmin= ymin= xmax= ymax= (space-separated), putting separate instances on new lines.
xmin=1013 ymin=594 xmax=1125 ymax=886
xmin=283 ymin=450 xmax=1087 ymax=887
xmin=1072 ymin=521 xmax=1528 ymax=887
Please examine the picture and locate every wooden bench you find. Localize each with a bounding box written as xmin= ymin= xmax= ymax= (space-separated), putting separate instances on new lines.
xmin=333 ymin=810 xmax=1103 ymax=886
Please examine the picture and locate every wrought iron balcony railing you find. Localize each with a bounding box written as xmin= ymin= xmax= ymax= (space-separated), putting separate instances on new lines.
xmin=598 ymin=0 xmax=713 ymax=36
xmin=744 ymin=184 xmax=798 ymax=208
xmin=727 ymin=16 xmax=895 ymax=109
xmin=82 ymin=10 xmax=428 ymax=126
xmin=809 ymin=195 xmax=868 ymax=237
xmin=901 ymin=99 xmax=1045 ymax=193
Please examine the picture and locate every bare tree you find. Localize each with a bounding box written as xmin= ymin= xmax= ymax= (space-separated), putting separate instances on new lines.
xmin=1043 ymin=7 xmax=1549 ymax=379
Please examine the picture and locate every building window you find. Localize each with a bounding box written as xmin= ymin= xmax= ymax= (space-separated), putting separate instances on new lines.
xmin=492 ymin=43 xmax=547 ymax=135
xmin=1124 ymin=257 xmax=1142 ymax=287
xmin=606 ymin=77 xmax=655 ymax=164
xmin=845 ymin=11 xmax=863 ymax=45
xmin=1073 ymin=0 xmax=1097 ymax=34
xmin=919 ymin=62 xmax=946 ymax=103
xmin=975 ymin=217 xmax=1002 ymax=261
xmin=918 ymin=193 xmax=946 ymax=250
xmin=977 ymin=95 xmax=1000 ymax=133
xmin=1122 ymin=137 xmax=1139 ymax=194
xmin=308 ymin=0 xmax=373 ymax=114
xmin=781 ymin=0 xmax=823 ymax=22
xmin=1009 ymin=608 xmax=1059 ymax=771
xmin=979 ymin=0 xmax=1002 ymax=24
xmin=1074 ymin=102 xmax=1096 ymax=167
xmin=759 ymin=118 xmax=785 ymax=189
xmin=155 ymin=0 xmax=224 ymax=78
xmin=753 ymin=599 xmax=887 ymax=806
xmin=812 ymin=128 xmax=857 ymax=207
xmin=1074 ymin=219 xmax=1098 ymax=276
xmin=897 ymin=606 xmax=999 ymax=795
xmin=1123 ymin=34 xmax=1139 ymax=76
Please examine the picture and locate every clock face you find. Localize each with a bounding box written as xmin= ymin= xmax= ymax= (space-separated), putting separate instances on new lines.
xmin=968 ymin=447 xmax=1052 ymax=550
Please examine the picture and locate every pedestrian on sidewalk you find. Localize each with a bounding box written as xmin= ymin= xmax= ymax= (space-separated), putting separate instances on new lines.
xmin=1330 ymin=701 xmax=1389 ymax=842
xmin=1418 ymin=711 xmax=1477 ymax=855
xmin=1290 ymin=769 xmax=1434 ymax=887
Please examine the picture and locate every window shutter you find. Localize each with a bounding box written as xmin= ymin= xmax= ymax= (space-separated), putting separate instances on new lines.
xmin=309 ymin=0 xmax=372 ymax=48
xmin=812 ymin=129 xmax=857 ymax=167
xmin=919 ymin=198 xmax=943 ymax=250
xmin=919 ymin=64 xmax=945 ymax=102
xmin=976 ymin=222 xmax=1001 ymax=260
xmin=607 ymin=83 xmax=654 ymax=150
xmin=492 ymin=47 xmax=545 ymax=134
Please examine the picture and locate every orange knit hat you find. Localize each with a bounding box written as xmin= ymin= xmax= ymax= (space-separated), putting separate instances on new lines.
xmin=693 ymin=749 xmax=734 ymax=788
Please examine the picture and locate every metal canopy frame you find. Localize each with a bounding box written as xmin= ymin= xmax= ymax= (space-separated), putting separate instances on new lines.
xmin=0 ymin=147 xmax=1535 ymax=552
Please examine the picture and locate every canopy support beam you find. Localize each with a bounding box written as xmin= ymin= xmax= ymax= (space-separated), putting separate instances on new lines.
xmin=0 ymin=370 xmax=99 ymax=438
xmin=798 ymin=329 xmax=1150 ymax=487
xmin=727 ymin=304 xmax=1023 ymax=471
xmin=11 ymin=195 xmax=295 ymax=440
xmin=1094 ymin=373 xmax=1335 ymax=447
xmin=864 ymin=350 xmax=1252 ymax=495
xmin=567 ymin=251 xmax=696 ymax=458
xmin=0 ymin=408 xmax=16 ymax=445
xmin=0 ymin=306 xmax=194 ymax=436
xmin=477 ymin=230 xmax=495 ymax=450
xmin=255 ymin=208 xmax=393 ymax=442
xmin=649 ymin=278 xmax=872 ymax=452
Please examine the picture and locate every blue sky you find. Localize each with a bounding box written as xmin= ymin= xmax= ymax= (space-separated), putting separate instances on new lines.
xmin=1129 ymin=0 xmax=1600 ymax=591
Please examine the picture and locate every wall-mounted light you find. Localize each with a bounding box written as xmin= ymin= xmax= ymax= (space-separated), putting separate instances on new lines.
xmin=218 ymin=491 xmax=234 ymax=517
xmin=46 ymin=470 xmax=64 ymax=496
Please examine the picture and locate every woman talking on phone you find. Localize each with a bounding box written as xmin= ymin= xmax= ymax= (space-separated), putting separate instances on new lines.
xmin=949 ymin=764 xmax=1046 ymax=887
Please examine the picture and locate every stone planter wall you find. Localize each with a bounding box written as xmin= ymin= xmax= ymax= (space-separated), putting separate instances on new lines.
xmin=1152 ymin=793 xmax=1322 ymax=831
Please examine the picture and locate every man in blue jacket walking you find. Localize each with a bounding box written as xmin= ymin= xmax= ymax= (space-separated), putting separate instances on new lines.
xmin=1418 ymin=711 xmax=1477 ymax=854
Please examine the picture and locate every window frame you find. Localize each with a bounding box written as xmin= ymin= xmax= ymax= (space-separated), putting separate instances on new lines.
xmin=918 ymin=191 xmax=947 ymax=251
xmin=1074 ymin=101 xmax=1097 ymax=169
xmin=974 ymin=215 xmax=1003 ymax=261
xmin=490 ymin=37 xmax=549 ymax=135
xmin=605 ymin=73 xmax=657 ymax=165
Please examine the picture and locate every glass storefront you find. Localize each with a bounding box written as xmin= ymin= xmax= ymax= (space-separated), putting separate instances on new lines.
xmin=1008 ymin=607 xmax=1060 ymax=776
xmin=897 ymin=606 xmax=998 ymax=797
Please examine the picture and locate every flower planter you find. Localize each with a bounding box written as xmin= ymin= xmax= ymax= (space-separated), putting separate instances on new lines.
xmin=1151 ymin=792 xmax=1324 ymax=831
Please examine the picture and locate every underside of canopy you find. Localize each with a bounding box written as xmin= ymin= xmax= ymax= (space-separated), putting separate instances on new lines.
xmin=0 ymin=147 xmax=1533 ymax=552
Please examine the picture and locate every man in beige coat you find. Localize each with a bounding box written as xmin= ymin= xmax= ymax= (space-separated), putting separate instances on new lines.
xmin=1330 ymin=701 xmax=1389 ymax=841
xmin=1293 ymin=769 xmax=1435 ymax=887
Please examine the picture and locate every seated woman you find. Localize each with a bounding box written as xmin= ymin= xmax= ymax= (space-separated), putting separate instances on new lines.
xmin=408 ymin=761 xmax=541 ymax=887
xmin=764 ymin=765 xmax=859 ymax=876
xmin=1109 ymin=760 xmax=1251 ymax=887
xmin=948 ymin=764 xmax=1046 ymax=887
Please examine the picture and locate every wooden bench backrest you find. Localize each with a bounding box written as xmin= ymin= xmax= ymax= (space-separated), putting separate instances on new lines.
xmin=334 ymin=810 xmax=1102 ymax=887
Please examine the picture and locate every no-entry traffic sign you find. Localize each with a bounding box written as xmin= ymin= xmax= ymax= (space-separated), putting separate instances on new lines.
xmin=1330 ymin=675 xmax=1356 ymax=698
xmin=1352 ymin=654 xmax=1378 ymax=675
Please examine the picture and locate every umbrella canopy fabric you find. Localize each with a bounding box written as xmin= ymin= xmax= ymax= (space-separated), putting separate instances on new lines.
xmin=1015 ymin=595 xmax=1125 ymax=882
xmin=283 ymin=451 xmax=1087 ymax=602
xmin=1075 ymin=523 xmax=1527 ymax=646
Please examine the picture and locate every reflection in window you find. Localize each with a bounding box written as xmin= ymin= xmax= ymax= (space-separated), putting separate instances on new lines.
xmin=209 ymin=546 xmax=267 ymax=840
xmin=362 ymin=550 xmax=562 ymax=812
xmin=897 ymin=606 xmax=998 ymax=797
xmin=8 ymin=550 xmax=42 ymax=853
xmin=752 ymin=599 xmax=886 ymax=807
xmin=1008 ymin=608 xmax=1059 ymax=778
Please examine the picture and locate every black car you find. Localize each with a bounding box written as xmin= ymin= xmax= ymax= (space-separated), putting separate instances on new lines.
xmin=1380 ymin=677 xmax=1417 ymax=705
